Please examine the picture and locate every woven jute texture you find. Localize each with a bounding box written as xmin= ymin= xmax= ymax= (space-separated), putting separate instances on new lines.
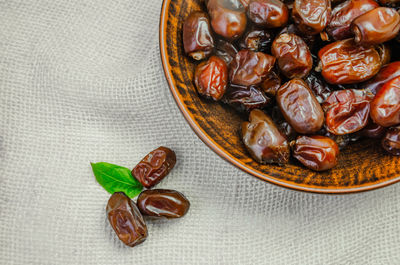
xmin=0 ymin=1 xmax=400 ymax=264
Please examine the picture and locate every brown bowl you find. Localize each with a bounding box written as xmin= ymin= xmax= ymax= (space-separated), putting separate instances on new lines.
xmin=159 ymin=0 xmax=400 ymax=193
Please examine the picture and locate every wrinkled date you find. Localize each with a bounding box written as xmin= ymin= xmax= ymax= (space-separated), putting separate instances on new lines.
xmin=292 ymin=135 xmax=339 ymax=171
xmin=215 ymin=39 xmax=238 ymax=66
xmin=137 ymin=189 xmax=190 ymax=219
xmin=107 ymin=192 xmax=148 ymax=247
xmin=292 ymin=0 xmax=331 ymax=35
xmin=360 ymin=61 xmax=400 ymax=95
xmin=318 ymin=39 xmax=381 ymax=84
xmin=304 ymin=71 xmax=332 ymax=104
xmin=183 ymin=12 xmax=214 ymax=60
xmin=194 ymin=56 xmax=228 ymax=101
xmin=260 ymin=70 xmax=281 ymax=96
xmin=230 ymin=49 xmax=275 ymax=86
xmin=279 ymin=24 xmax=317 ymax=49
xmin=207 ymin=0 xmax=247 ymax=40
xmin=247 ymin=0 xmax=289 ymax=28
xmin=271 ymin=33 xmax=312 ymax=79
xmin=242 ymin=109 xmax=290 ymax=164
xmin=326 ymin=0 xmax=379 ymax=41
xmin=277 ymin=79 xmax=324 ymax=134
xmin=322 ymin=89 xmax=374 ymax=135
xmin=240 ymin=29 xmax=274 ymax=53
xmin=352 ymin=7 xmax=400 ymax=45
xmin=359 ymin=121 xmax=386 ymax=139
xmin=132 ymin=147 xmax=176 ymax=188
xmin=222 ymin=84 xmax=270 ymax=112
xmin=370 ymin=76 xmax=400 ymax=127
xmin=382 ymin=126 xmax=400 ymax=155
xmin=377 ymin=44 xmax=392 ymax=66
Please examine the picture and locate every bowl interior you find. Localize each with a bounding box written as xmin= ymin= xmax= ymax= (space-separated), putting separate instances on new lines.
xmin=159 ymin=0 xmax=400 ymax=193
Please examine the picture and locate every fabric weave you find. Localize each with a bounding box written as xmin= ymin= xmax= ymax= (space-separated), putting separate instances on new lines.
xmin=0 ymin=1 xmax=399 ymax=264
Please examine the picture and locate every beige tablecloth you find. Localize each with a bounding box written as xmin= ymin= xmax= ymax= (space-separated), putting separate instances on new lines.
xmin=1 ymin=1 xmax=400 ymax=264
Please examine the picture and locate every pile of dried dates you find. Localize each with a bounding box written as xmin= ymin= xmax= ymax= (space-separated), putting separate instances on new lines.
xmin=183 ymin=0 xmax=400 ymax=171
xmin=92 ymin=147 xmax=190 ymax=247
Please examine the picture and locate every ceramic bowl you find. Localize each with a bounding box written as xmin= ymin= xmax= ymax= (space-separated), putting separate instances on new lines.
xmin=159 ymin=0 xmax=400 ymax=193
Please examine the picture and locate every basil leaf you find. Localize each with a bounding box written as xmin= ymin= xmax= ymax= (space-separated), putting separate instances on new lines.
xmin=91 ymin=162 xmax=143 ymax=198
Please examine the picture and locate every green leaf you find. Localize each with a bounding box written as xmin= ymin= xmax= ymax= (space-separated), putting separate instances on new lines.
xmin=91 ymin=162 xmax=143 ymax=198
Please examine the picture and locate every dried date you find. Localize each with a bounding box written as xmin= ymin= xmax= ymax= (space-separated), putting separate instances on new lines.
xmin=247 ymin=0 xmax=289 ymax=28
xmin=277 ymin=78 xmax=324 ymax=134
xmin=183 ymin=12 xmax=214 ymax=60
xmin=132 ymin=147 xmax=176 ymax=188
xmin=137 ymin=189 xmax=190 ymax=219
xmin=360 ymin=61 xmax=400 ymax=95
xmin=382 ymin=126 xmax=400 ymax=155
xmin=242 ymin=109 xmax=290 ymax=164
xmin=292 ymin=0 xmax=331 ymax=35
xmin=107 ymin=192 xmax=148 ymax=247
xmin=222 ymin=84 xmax=271 ymax=112
xmin=194 ymin=56 xmax=228 ymax=101
xmin=292 ymin=135 xmax=339 ymax=171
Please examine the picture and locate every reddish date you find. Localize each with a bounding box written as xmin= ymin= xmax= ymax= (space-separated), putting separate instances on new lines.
xmin=137 ymin=189 xmax=190 ymax=219
xmin=377 ymin=44 xmax=392 ymax=66
xmin=318 ymin=39 xmax=381 ymax=84
xmin=194 ymin=56 xmax=228 ymax=101
xmin=107 ymin=192 xmax=148 ymax=247
xmin=240 ymin=29 xmax=274 ymax=53
xmin=222 ymin=84 xmax=270 ymax=112
xmin=207 ymin=0 xmax=247 ymax=40
xmin=326 ymin=0 xmax=379 ymax=41
xmin=215 ymin=39 xmax=238 ymax=66
xmin=360 ymin=61 xmax=400 ymax=95
xmin=247 ymin=0 xmax=289 ymax=28
xmin=242 ymin=109 xmax=290 ymax=164
xmin=279 ymin=24 xmax=317 ymax=49
xmin=351 ymin=7 xmax=400 ymax=45
xmin=292 ymin=135 xmax=339 ymax=171
xmin=292 ymin=0 xmax=331 ymax=35
xmin=132 ymin=147 xmax=176 ymax=189
xmin=260 ymin=70 xmax=281 ymax=96
xmin=271 ymin=33 xmax=312 ymax=79
xmin=304 ymin=71 xmax=332 ymax=104
xmin=370 ymin=76 xmax=400 ymax=127
xmin=183 ymin=12 xmax=214 ymax=60
xmin=230 ymin=50 xmax=275 ymax=86
xmin=277 ymin=79 xmax=324 ymax=134
xmin=382 ymin=126 xmax=400 ymax=155
xmin=322 ymin=89 xmax=373 ymax=135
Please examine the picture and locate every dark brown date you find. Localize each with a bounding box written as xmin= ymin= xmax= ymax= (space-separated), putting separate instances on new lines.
xmin=107 ymin=192 xmax=148 ymax=247
xmin=370 ymin=76 xmax=400 ymax=127
xmin=304 ymin=71 xmax=332 ymax=104
xmin=358 ymin=121 xmax=386 ymax=139
xmin=277 ymin=78 xmax=324 ymax=134
xmin=239 ymin=29 xmax=274 ymax=53
xmin=269 ymin=105 xmax=298 ymax=140
xmin=292 ymin=0 xmax=331 ymax=35
xmin=326 ymin=0 xmax=379 ymax=41
xmin=382 ymin=125 xmax=400 ymax=155
xmin=279 ymin=24 xmax=317 ymax=49
xmin=132 ymin=147 xmax=176 ymax=189
xmin=242 ymin=109 xmax=290 ymax=164
xmin=207 ymin=0 xmax=247 ymax=40
xmin=229 ymin=50 xmax=275 ymax=86
xmin=360 ymin=61 xmax=400 ymax=95
xmin=377 ymin=44 xmax=392 ymax=66
xmin=318 ymin=39 xmax=381 ymax=84
xmin=352 ymin=7 xmax=400 ymax=45
xmin=271 ymin=33 xmax=312 ymax=79
xmin=260 ymin=70 xmax=281 ymax=96
xmin=292 ymin=135 xmax=339 ymax=171
xmin=247 ymin=0 xmax=289 ymax=28
xmin=137 ymin=189 xmax=190 ymax=219
xmin=222 ymin=84 xmax=271 ymax=112
xmin=379 ymin=0 xmax=400 ymax=7
xmin=322 ymin=89 xmax=373 ymax=135
xmin=215 ymin=39 xmax=238 ymax=66
xmin=183 ymin=12 xmax=214 ymax=60
xmin=194 ymin=56 xmax=228 ymax=101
